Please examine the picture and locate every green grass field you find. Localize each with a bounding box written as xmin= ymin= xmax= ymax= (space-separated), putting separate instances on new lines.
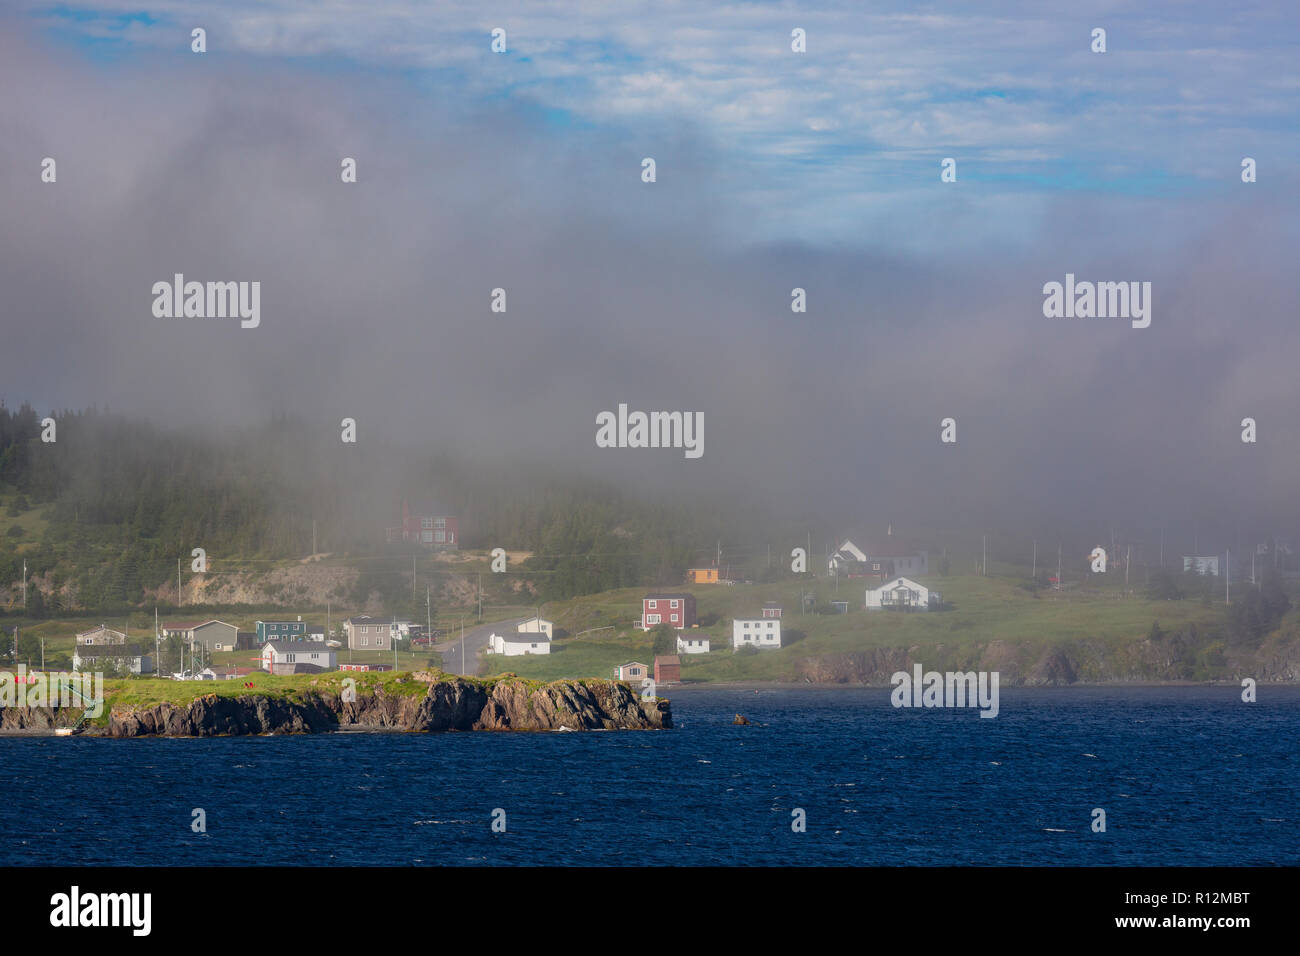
xmin=486 ymin=573 xmax=1230 ymax=683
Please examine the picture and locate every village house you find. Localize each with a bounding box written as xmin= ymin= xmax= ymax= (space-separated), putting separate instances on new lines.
xmin=676 ymin=635 xmax=711 ymax=655
xmin=339 ymin=662 xmax=393 ymax=672
xmin=827 ymin=539 xmax=867 ymax=574
xmin=488 ymin=631 xmax=551 ymax=656
xmin=197 ymin=665 xmax=255 ymax=681
xmin=161 ymin=620 xmax=238 ymax=653
xmin=641 ymin=592 xmax=697 ymax=630
xmin=75 ymin=624 xmax=127 ymax=646
xmin=343 ymin=616 xmax=393 ymax=651
xmin=73 ymin=643 xmax=153 ymax=674
xmin=762 ymin=602 xmax=783 ymax=619
xmin=654 ymin=655 xmax=681 ymax=685
xmin=829 ymin=535 xmax=929 ymax=579
xmin=732 ymin=618 xmax=782 ymax=650
xmin=865 ymin=576 xmax=940 ymax=611
xmin=255 ymin=618 xmax=308 ymax=644
xmin=260 ymin=641 xmax=337 ymax=675
xmin=386 ymin=498 xmax=459 ymax=549
xmin=616 ymin=661 xmax=650 ymax=682
xmin=517 ymin=617 xmax=553 ymax=639
xmin=687 ymin=568 xmax=719 ymax=584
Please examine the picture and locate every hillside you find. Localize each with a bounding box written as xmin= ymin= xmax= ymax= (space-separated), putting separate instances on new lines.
xmin=483 ymin=574 xmax=1300 ymax=685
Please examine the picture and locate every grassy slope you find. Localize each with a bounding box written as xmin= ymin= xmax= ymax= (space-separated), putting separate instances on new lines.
xmin=485 ymin=574 xmax=1226 ymax=682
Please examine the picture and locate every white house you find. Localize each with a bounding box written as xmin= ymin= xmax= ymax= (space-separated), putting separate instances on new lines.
xmin=72 ymin=644 xmax=153 ymax=674
xmin=865 ymin=576 xmax=938 ymax=611
xmin=260 ymin=641 xmax=337 ymax=674
xmin=828 ymin=539 xmax=867 ymax=574
xmin=732 ymin=618 xmax=782 ymax=649
xmin=516 ymin=617 xmax=554 ymax=639
xmin=676 ymin=635 xmax=711 ymax=655
xmin=488 ymin=632 xmax=551 ymax=656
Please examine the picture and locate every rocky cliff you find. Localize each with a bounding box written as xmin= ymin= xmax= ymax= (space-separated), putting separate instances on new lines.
xmin=90 ymin=676 xmax=671 ymax=737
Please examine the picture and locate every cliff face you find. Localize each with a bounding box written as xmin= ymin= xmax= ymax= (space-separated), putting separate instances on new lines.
xmin=94 ymin=676 xmax=671 ymax=738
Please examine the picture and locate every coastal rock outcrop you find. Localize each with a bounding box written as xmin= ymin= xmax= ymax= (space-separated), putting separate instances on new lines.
xmin=92 ymin=676 xmax=670 ymax=737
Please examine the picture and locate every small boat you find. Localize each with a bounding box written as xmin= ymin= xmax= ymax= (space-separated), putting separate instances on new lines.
xmin=54 ymin=728 xmax=75 ymax=737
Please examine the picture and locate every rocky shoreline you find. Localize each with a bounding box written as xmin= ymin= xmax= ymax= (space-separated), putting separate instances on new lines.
xmin=0 ymin=676 xmax=672 ymax=737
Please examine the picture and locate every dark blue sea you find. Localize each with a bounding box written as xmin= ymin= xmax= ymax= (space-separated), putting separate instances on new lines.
xmin=2 ymin=687 xmax=1296 ymax=866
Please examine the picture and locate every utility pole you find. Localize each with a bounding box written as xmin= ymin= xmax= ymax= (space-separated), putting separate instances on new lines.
xmin=40 ymin=637 xmax=45 ymax=672
xmin=982 ymin=535 xmax=987 ymax=576
xmin=1125 ymin=545 xmax=1131 ymax=591
xmin=178 ymin=558 xmax=182 ymax=606
xmin=1057 ymin=543 xmax=1062 ymax=588
xmin=312 ymin=519 xmax=317 ymax=556
xmin=478 ymin=574 xmax=482 ymax=621
xmin=425 ymin=587 xmax=431 ymax=653
xmin=460 ymin=615 xmax=465 ymax=673
xmin=21 ymin=560 xmax=26 ymax=610
xmin=155 ymin=607 xmax=160 ymax=677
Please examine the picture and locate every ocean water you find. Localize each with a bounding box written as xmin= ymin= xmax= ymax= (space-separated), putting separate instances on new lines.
xmin=1 ymin=686 xmax=1296 ymax=866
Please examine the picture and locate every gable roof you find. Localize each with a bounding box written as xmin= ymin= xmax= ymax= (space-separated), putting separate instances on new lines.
xmin=263 ymin=640 xmax=334 ymax=653
xmin=644 ymin=592 xmax=694 ymax=600
xmin=870 ymin=576 xmax=927 ymax=592
xmin=654 ymin=655 xmax=681 ymax=666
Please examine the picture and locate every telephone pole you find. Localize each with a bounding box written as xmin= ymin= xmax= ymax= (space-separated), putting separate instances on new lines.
xmin=22 ymin=560 xmax=27 ymax=609
xmin=982 ymin=535 xmax=987 ymax=576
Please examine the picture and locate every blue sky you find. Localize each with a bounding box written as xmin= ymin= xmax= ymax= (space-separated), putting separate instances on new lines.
xmin=24 ymin=0 xmax=1299 ymax=249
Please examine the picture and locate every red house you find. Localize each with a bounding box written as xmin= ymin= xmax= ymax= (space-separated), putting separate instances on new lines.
xmin=386 ymin=498 xmax=458 ymax=549
xmin=654 ymin=655 xmax=681 ymax=685
xmin=642 ymin=593 xmax=696 ymax=630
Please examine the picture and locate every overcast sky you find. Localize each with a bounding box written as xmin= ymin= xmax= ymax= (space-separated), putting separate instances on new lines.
xmin=1 ymin=2 xmax=1297 ymax=547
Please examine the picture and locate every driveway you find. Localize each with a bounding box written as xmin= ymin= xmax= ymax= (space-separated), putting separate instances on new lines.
xmin=434 ymin=617 xmax=530 ymax=676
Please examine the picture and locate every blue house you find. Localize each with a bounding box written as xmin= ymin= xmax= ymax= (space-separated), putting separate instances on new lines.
xmin=256 ymin=618 xmax=309 ymax=644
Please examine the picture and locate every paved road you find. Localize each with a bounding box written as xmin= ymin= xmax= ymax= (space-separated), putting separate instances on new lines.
xmin=434 ymin=617 xmax=529 ymax=676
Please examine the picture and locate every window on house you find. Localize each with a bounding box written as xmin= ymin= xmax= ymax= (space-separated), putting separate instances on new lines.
xmin=670 ymin=600 xmax=679 ymax=608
